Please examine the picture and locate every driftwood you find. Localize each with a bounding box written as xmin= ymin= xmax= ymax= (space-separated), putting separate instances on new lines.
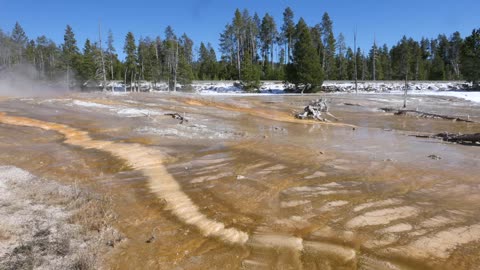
xmin=295 ymin=99 xmax=338 ymax=122
xmin=165 ymin=113 xmax=188 ymax=124
xmin=434 ymin=132 xmax=480 ymax=144
xmin=413 ymin=132 xmax=480 ymax=145
xmin=380 ymin=108 xmax=474 ymax=123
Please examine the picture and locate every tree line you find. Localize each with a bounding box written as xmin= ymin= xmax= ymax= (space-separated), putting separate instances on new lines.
xmin=1 ymin=7 xmax=479 ymax=91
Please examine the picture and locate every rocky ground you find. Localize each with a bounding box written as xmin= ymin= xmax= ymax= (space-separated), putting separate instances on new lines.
xmin=0 ymin=166 xmax=122 ymax=270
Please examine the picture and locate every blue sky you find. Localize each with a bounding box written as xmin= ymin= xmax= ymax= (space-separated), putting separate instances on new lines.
xmin=0 ymin=0 xmax=478 ymax=60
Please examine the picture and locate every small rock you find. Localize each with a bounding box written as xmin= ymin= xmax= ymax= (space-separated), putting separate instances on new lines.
xmin=236 ymin=175 xmax=246 ymax=180
xmin=428 ymin=154 xmax=441 ymax=160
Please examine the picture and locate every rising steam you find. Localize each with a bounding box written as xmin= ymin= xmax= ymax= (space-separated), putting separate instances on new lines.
xmin=0 ymin=64 xmax=72 ymax=97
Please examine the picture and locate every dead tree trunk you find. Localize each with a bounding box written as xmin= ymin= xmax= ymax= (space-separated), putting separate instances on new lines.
xmin=66 ymin=65 xmax=70 ymax=90
xmin=403 ymin=74 xmax=408 ymax=108
xmin=380 ymin=108 xmax=475 ymax=123
xmin=98 ymin=22 xmax=107 ymax=91
xmin=173 ymin=42 xmax=178 ymax=92
xmin=354 ymin=29 xmax=358 ymax=93
xmin=124 ymin=67 xmax=127 ymax=92
xmin=414 ymin=132 xmax=480 ymax=145
xmin=372 ymin=36 xmax=376 ymax=81
xmin=236 ymin=37 xmax=241 ymax=80
xmin=435 ymin=133 xmax=480 ymax=144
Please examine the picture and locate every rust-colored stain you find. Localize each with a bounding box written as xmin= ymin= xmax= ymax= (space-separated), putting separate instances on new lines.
xmin=181 ymin=97 xmax=356 ymax=127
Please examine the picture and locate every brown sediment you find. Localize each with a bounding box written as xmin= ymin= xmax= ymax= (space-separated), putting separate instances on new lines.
xmin=181 ymin=97 xmax=356 ymax=127
xmin=0 ymin=111 xmax=362 ymax=267
xmin=0 ymin=112 xmax=249 ymax=245
xmin=0 ymin=110 xmax=366 ymax=268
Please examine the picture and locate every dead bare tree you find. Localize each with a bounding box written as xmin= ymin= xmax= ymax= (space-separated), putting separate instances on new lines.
xmin=173 ymin=41 xmax=178 ymax=92
xmin=98 ymin=22 xmax=107 ymax=91
xmin=123 ymin=67 xmax=127 ymax=92
xmin=372 ymin=34 xmax=376 ymax=81
xmin=354 ymin=28 xmax=358 ymax=93
xmin=295 ymin=99 xmax=338 ymax=122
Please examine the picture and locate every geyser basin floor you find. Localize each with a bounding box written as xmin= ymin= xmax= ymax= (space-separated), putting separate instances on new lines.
xmin=0 ymin=92 xmax=479 ymax=269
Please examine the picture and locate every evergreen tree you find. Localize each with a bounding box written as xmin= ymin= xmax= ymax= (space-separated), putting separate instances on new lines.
xmin=281 ymin=7 xmax=295 ymax=63
xmin=25 ymin=40 xmax=36 ymax=66
xmin=208 ymin=44 xmax=218 ymax=79
xmin=123 ymin=32 xmax=137 ymax=86
xmin=449 ymin=32 xmax=463 ymax=79
xmin=260 ymin=13 xmax=277 ymax=70
xmin=165 ymin=26 xmax=176 ymax=41
xmin=379 ymin=44 xmax=391 ymax=79
xmin=391 ymin=36 xmax=412 ymax=81
xmin=198 ymin=42 xmax=218 ymax=80
xmin=368 ymin=41 xmax=380 ymax=80
xmin=321 ymin=13 xmax=336 ymax=79
xmin=430 ymin=54 xmax=445 ymax=79
xmin=411 ymin=40 xmax=424 ymax=80
xmin=461 ymin=29 xmax=480 ymax=88
xmin=241 ymin=48 xmax=261 ymax=91
xmin=62 ymin=25 xmax=80 ymax=88
xmin=35 ymin=35 xmax=61 ymax=79
xmin=198 ymin=42 xmax=209 ymax=80
xmin=219 ymin=9 xmax=264 ymax=80
xmin=219 ymin=23 xmax=236 ymax=79
xmin=137 ymin=37 xmax=158 ymax=81
xmin=310 ymin=24 xmax=324 ymax=77
xmin=436 ymin=34 xmax=451 ymax=78
xmin=11 ymin=22 xmax=28 ymax=64
xmin=154 ymin=36 xmax=163 ymax=82
xmin=232 ymin=9 xmax=244 ymax=79
xmin=345 ymin=47 xmax=355 ymax=80
xmin=419 ymin=38 xmax=431 ymax=80
xmin=336 ymin=33 xmax=347 ymax=80
xmin=163 ymin=26 xmax=181 ymax=90
xmin=178 ymin=33 xmax=194 ymax=86
xmin=286 ymin=18 xmax=323 ymax=93
xmin=79 ymin=39 xmax=96 ymax=82
xmin=106 ymin=30 xmax=117 ymax=81
xmin=11 ymin=22 xmax=28 ymax=46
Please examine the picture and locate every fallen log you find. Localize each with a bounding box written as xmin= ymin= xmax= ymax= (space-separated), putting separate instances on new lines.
xmin=412 ymin=132 xmax=480 ymax=145
xmin=434 ymin=132 xmax=480 ymax=143
xmin=380 ymin=108 xmax=474 ymax=123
